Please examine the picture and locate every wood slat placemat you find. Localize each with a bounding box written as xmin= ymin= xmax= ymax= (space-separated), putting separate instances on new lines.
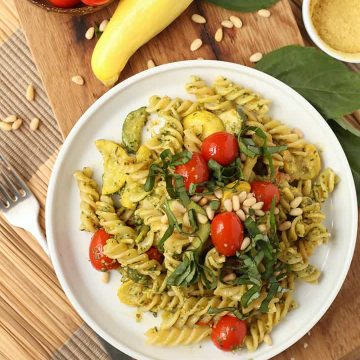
xmin=0 ymin=1 xmax=359 ymax=359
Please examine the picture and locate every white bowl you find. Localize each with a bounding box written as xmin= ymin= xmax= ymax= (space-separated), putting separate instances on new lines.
xmin=302 ymin=0 xmax=360 ymax=63
xmin=46 ymin=60 xmax=358 ymax=360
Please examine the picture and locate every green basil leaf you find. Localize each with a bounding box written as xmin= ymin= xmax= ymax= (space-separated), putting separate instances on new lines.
xmin=199 ymin=265 xmax=217 ymax=290
xmin=241 ymin=285 xmax=260 ymax=307
xmin=209 ymin=199 xmax=220 ymax=210
xmin=260 ymin=278 xmax=281 ymax=313
xmin=256 ymin=45 xmax=360 ymax=119
xmin=206 ymin=0 xmax=279 ymax=12
xmin=169 ymin=150 xmax=192 ymax=167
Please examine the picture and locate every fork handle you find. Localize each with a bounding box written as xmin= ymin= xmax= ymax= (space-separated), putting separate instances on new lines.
xmin=27 ymin=222 xmax=49 ymax=256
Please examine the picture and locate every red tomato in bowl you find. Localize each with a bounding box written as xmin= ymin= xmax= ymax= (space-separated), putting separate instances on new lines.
xmin=211 ymin=315 xmax=247 ymax=351
xmin=201 ymin=132 xmax=239 ymax=166
xmin=89 ymin=229 xmax=119 ymax=271
xmin=251 ymin=181 xmax=281 ymax=211
xmin=174 ymin=152 xmax=209 ymax=190
xmin=48 ymin=0 xmax=81 ymax=7
xmin=211 ymin=212 xmax=244 ymax=256
xmin=81 ymin=0 xmax=110 ymax=5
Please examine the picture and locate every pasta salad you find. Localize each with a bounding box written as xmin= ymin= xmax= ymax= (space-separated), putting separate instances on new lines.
xmin=74 ymin=76 xmax=338 ymax=352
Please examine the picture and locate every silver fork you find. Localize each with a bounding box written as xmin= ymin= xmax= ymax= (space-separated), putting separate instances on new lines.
xmin=0 ymin=154 xmax=48 ymax=255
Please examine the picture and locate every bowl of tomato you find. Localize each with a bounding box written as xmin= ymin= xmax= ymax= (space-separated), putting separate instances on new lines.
xmin=28 ymin=0 xmax=114 ymax=15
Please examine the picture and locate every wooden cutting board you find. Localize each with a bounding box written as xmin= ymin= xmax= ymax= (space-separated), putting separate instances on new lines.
xmin=14 ymin=0 xmax=303 ymax=138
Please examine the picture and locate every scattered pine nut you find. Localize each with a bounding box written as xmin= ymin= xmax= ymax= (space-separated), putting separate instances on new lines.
xmin=0 ymin=121 xmax=12 ymax=131
xmin=243 ymin=206 xmax=249 ymax=214
xmin=205 ymin=206 xmax=215 ymax=220
xmin=243 ymin=197 xmax=256 ymax=207
xmin=238 ymin=191 xmax=247 ymax=203
xmin=279 ymin=221 xmax=292 ymax=231
xmin=249 ymin=52 xmax=263 ymax=63
xmin=236 ymin=209 xmax=246 ymax=221
xmin=246 ymin=192 xmax=254 ymax=199
xmin=197 ymin=213 xmax=208 ymax=224
xmin=197 ymin=57 xmax=204 ymax=60
xmin=191 ymin=195 xmax=202 ymax=202
xmin=214 ymin=27 xmax=223 ymax=42
xmin=258 ymin=224 xmax=267 ymax=233
xmin=232 ymin=195 xmax=240 ymax=211
xmin=26 ymin=84 xmax=35 ymax=101
xmin=99 ymin=19 xmax=109 ymax=32
xmin=230 ymin=15 xmax=243 ymax=28
xmin=303 ymin=343 xmax=308 ymax=349
xmin=147 ymin=59 xmax=156 ymax=69
xmin=240 ymin=236 xmax=251 ymax=250
xmin=221 ymin=20 xmax=234 ymax=28
xmin=85 ymin=27 xmax=95 ymax=40
xmin=289 ymin=208 xmax=303 ymax=216
xmin=191 ymin=13 xmax=206 ymax=24
xmin=171 ymin=200 xmax=187 ymax=214
xmin=71 ymin=75 xmax=84 ymax=86
xmin=3 ymin=115 xmax=16 ymax=123
xmin=258 ymin=9 xmax=271 ymax=17
xmin=30 ymin=117 xmax=40 ymax=131
xmin=255 ymin=209 xmax=265 ymax=216
xmin=224 ymin=199 xmax=233 ymax=212
xmin=190 ymin=38 xmax=203 ymax=52
xmin=290 ymin=196 xmax=303 ymax=209
xmin=199 ymin=197 xmax=208 ymax=206
xmin=290 ymin=358 xmax=296 ymax=360
xmin=223 ymin=273 xmax=236 ymax=282
xmin=12 ymin=119 xmax=22 ymax=130
xmin=251 ymin=201 xmax=264 ymax=210
xmin=101 ymin=271 xmax=110 ymax=283
xmin=183 ymin=212 xmax=190 ymax=227
xmin=292 ymin=127 xmax=304 ymax=138
xmin=274 ymin=207 xmax=280 ymax=215
xmin=214 ymin=188 xmax=223 ymax=199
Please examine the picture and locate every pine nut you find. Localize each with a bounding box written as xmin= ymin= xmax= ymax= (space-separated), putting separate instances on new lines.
xmin=279 ymin=221 xmax=292 ymax=231
xmin=224 ymin=199 xmax=233 ymax=212
xmin=230 ymin=15 xmax=243 ymax=28
xmin=161 ymin=214 xmax=168 ymax=224
xmin=99 ymin=19 xmax=109 ymax=32
xmin=303 ymin=342 xmax=308 ymax=349
xmin=71 ymin=75 xmax=84 ymax=85
xmin=274 ymin=207 xmax=280 ymax=215
xmin=214 ymin=189 xmax=223 ymax=199
xmin=101 ymin=271 xmax=110 ymax=283
xmin=190 ymin=38 xmax=203 ymax=52
xmin=221 ymin=20 xmax=234 ymax=28
xmin=264 ymin=334 xmax=272 ymax=345
xmin=240 ymin=153 xmax=246 ymax=161
xmin=183 ymin=212 xmax=190 ymax=227
xmin=292 ymin=127 xmax=304 ymax=138
xmin=214 ymin=28 xmax=223 ymax=42
xmin=223 ymin=273 xmax=236 ymax=282
xmin=249 ymin=52 xmax=263 ymax=63
xmin=258 ymin=9 xmax=271 ymax=17
xmin=238 ymin=191 xmax=247 ymax=203
xmin=26 ymin=84 xmax=35 ymax=101
xmin=30 ymin=117 xmax=40 ymax=131
xmin=191 ymin=195 xmax=202 ymax=202
xmin=12 ymin=119 xmax=22 ymax=130
xmin=147 ymin=59 xmax=156 ymax=69
xmin=232 ymin=195 xmax=240 ymax=211
xmin=191 ymin=14 xmax=206 ymax=24
xmin=236 ymin=209 xmax=246 ymax=221
xmin=197 ymin=57 xmax=204 ymax=60
xmin=243 ymin=206 xmax=249 ymax=214
xmin=290 ymin=196 xmax=303 ymax=209
xmin=246 ymin=192 xmax=254 ymax=199
xmin=171 ymin=200 xmax=187 ymax=214
xmin=243 ymin=197 xmax=256 ymax=207
xmin=197 ymin=213 xmax=208 ymax=224
xmin=255 ymin=209 xmax=265 ymax=216
xmin=85 ymin=27 xmax=95 ymax=40
xmin=205 ymin=206 xmax=215 ymax=220
xmin=290 ymin=208 xmax=303 ymax=216
xmin=251 ymin=201 xmax=264 ymax=210
xmin=0 ymin=121 xmax=12 ymax=131
xmin=199 ymin=197 xmax=208 ymax=206
xmin=3 ymin=115 xmax=16 ymax=123
xmin=258 ymin=224 xmax=267 ymax=233
xmin=240 ymin=236 xmax=251 ymax=250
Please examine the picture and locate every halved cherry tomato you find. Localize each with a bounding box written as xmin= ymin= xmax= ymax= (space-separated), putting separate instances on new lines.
xmin=89 ymin=229 xmax=119 ymax=271
xmin=201 ymin=132 xmax=239 ymax=166
xmin=251 ymin=181 xmax=281 ymax=211
xmin=211 ymin=212 xmax=244 ymax=256
xmin=81 ymin=0 xmax=110 ymax=5
xmin=146 ymin=247 xmax=164 ymax=263
xmin=174 ymin=152 xmax=209 ymax=190
xmin=211 ymin=315 xmax=247 ymax=351
xmin=48 ymin=0 xmax=81 ymax=7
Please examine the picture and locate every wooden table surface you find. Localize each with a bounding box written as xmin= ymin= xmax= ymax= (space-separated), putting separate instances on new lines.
xmin=0 ymin=0 xmax=359 ymax=359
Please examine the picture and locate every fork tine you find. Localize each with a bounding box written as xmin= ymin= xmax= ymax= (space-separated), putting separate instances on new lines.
xmin=0 ymin=182 xmax=11 ymax=208
xmin=0 ymin=172 xmax=21 ymax=201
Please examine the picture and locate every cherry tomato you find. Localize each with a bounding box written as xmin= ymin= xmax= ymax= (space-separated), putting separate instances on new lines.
xmin=48 ymin=0 xmax=81 ymax=7
xmin=89 ymin=229 xmax=119 ymax=271
xmin=251 ymin=181 xmax=281 ymax=211
xmin=211 ymin=212 xmax=244 ymax=256
xmin=201 ymin=132 xmax=239 ymax=166
xmin=211 ymin=315 xmax=247 ymax=351
xmin=146 ymin=247 xmax=164 ymax=263
xmin=174 ymin=152 xmax=209 ymax=190
xmin=81 ymin=0 xmax=110 ymax=5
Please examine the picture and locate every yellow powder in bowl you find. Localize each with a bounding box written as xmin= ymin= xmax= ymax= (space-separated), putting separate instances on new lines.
xmin=310 ymin=0 xmax=360 ymax=54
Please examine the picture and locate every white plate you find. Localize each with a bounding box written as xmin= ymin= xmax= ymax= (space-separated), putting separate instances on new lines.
xmin=46 ymin=61 xmax=358 ymax=360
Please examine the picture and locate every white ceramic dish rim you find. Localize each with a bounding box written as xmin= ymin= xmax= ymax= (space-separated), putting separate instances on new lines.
xmin=302 ymin=0 xmax=360 ymax=64
xmin=45 ymin=60 xmax=358 ymax=360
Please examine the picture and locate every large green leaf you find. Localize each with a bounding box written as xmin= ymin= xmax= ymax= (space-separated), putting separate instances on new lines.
xmin=256 ymin=45 xmax=360 ymax=119
xmin=205 ymin=0 xmax=279 ymax=12
xmin=329 ymin=121 xmax=360 ymax=202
